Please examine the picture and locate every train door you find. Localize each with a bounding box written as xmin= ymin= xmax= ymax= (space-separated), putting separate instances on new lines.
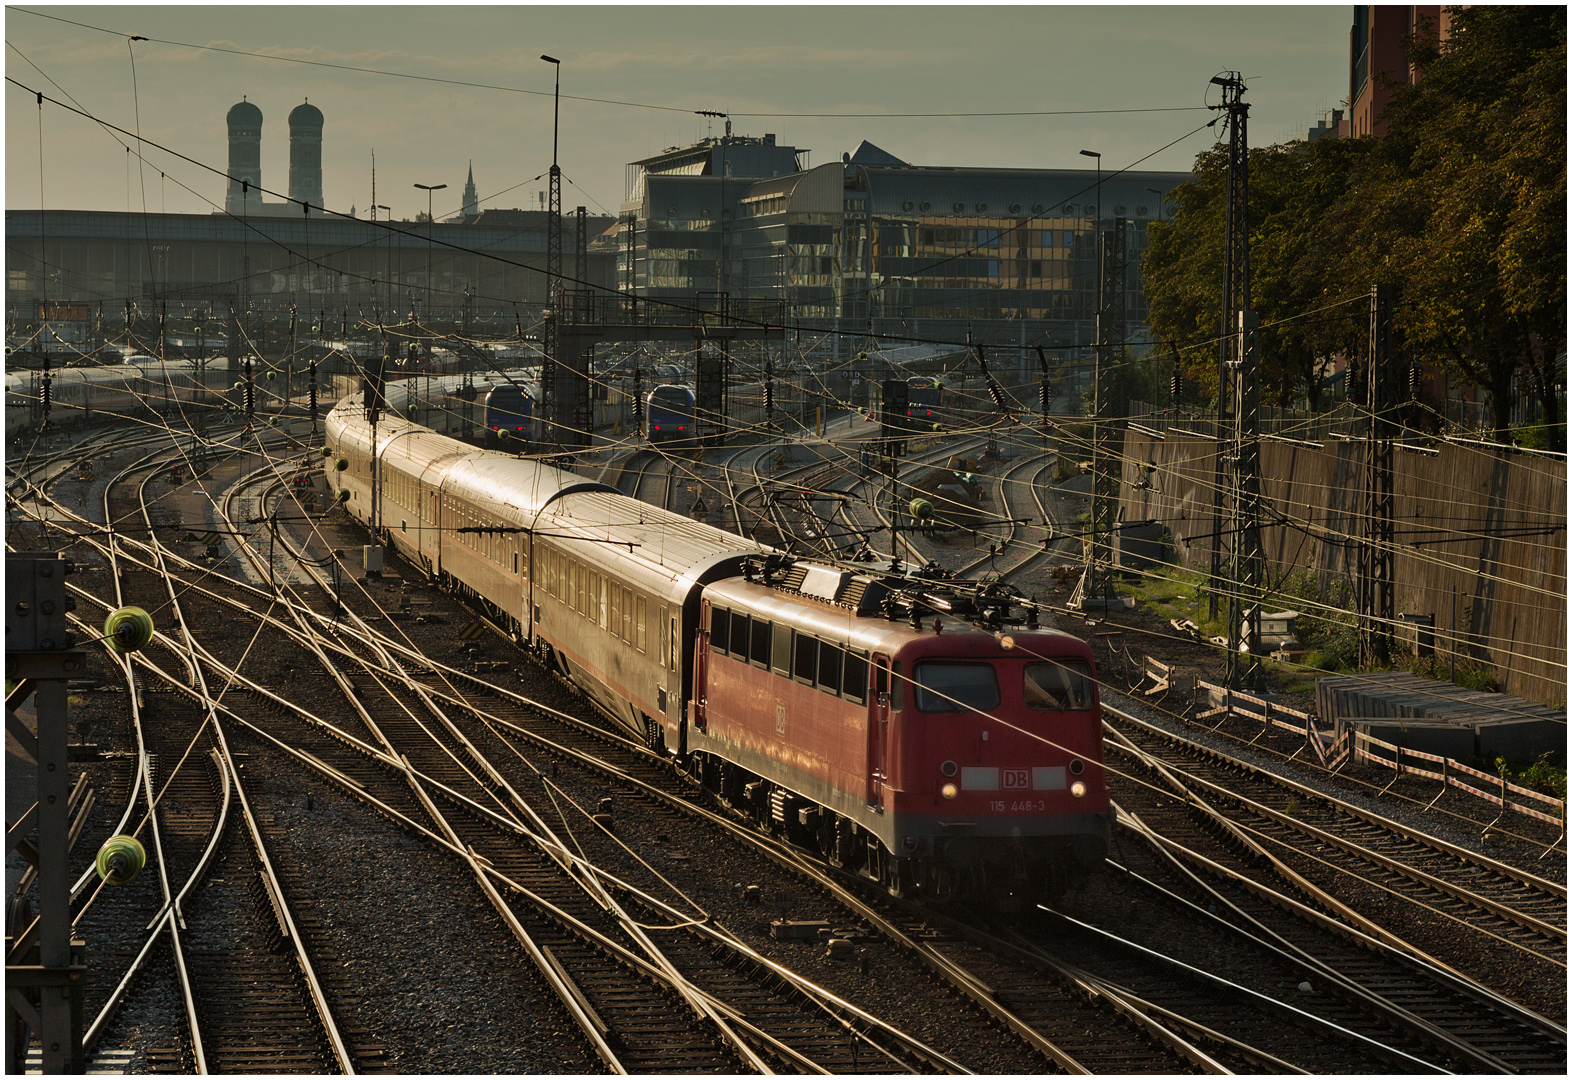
xmin=867 ymin=655 xmax=892 ymax=811
xmin=692 ymin=602 xmax=710 ymax=732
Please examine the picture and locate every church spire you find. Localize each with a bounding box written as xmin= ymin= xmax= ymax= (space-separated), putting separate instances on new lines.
xmin=461 ymin=161 xmax=478 ymax=219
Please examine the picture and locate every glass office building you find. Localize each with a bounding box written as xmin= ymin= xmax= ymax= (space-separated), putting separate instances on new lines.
xmin=617 ymin=137 xmax=1189 ymax=359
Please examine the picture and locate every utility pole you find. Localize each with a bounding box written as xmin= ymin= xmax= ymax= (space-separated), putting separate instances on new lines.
xmin=1226 ymin=310 xmax=1264 ymax=685
xmin=6 ymin=554 xmax=89 ymax=1075
xmin=1209 ymin=72 xmax=1250 ymax=625
xmin=1358 ymin=284 xmax=1396 ymax=667
xmin=1083 ymin=217 xmax=1127 ymax=609
xmin=541 ymin=54 xmax=563 ymax=451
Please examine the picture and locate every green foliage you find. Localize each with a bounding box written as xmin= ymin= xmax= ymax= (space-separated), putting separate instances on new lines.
xmin=1494 ymin=752 xmax=1567 ymax=801
xmin=1275 ymin=571 xmax=1358 ymax=671
xmin=1407 ymin=654 xmax=1500 ymax=693
xmin=1084 ymin=348 xmax=1164 ymax=418
xmin=1143 ymin=7 xmax=1566 ymax=445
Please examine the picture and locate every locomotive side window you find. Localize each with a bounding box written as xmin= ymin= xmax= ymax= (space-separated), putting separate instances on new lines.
xmin=890 ymin=662 xmax=904 ymax=710
xmin=1023 ymin=660 xmax=1095 ymax=710
xmin=817 ymin=642 xmax=843 ymax=697
xmin=772 ymin=623 xmax=792 ymax=675
xmin=711 ymin=607 xmax=729 ymax=651
xmin=793 ymin=632 xmax=817 ymax=684
xmin=750 ymin=618 xmax=771 ymax=668
xmin=730 ymin=613 xmax=751 ymax=659
xmin=912 ymin=662 xmax=1000 ymax=713
xmin=842 ymin=651 xmax=868 ymax=704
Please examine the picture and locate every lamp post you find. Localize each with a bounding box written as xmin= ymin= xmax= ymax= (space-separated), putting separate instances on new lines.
xmin=1079 ymin=148 xmax=1104 ymax=604
xmin=540 ymin=53 xmax=563 ymax=448
xmin=412 ymin=183 xmax=446 ymax=321
xmin=375 ymin=204 xmax=392 ymax=329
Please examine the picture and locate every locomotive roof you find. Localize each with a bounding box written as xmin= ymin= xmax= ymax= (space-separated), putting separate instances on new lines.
xmin=705 ymin=574 xmax=1095 ymax=660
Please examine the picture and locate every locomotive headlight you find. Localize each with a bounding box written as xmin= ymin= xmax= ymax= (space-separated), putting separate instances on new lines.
xmin=939 ymin=760 xmax=958 ymax=778
xmin=1070 ymin=780 xmax=1087 ymax=799
xmin=940 ymin=782 xmax=959 ymax=801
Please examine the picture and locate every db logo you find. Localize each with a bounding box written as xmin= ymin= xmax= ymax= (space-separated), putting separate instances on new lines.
xmin=1003 ymin=768 xmax=1030 ymax=790
xmin=775 ymin=705 xmax=787 ymax=735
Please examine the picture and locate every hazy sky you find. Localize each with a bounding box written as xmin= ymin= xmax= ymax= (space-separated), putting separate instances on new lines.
xmin=6 ymin=4 xmax=1352 ymax=219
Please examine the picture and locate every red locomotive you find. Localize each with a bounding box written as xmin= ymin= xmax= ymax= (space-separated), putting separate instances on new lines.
xmin=690 ymin=559 xmax=1110 ymax=903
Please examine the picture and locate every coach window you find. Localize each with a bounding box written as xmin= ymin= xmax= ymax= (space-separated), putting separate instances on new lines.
xmin=622 ymin=588 xmax=633 ymax=644
xmin=730 ymin=612 xmax=751 ymax=659
xmin=817 ymin=642 xmax=843 ymax=697
xmin=751 ymin=618 xmax=771 ymax=668
xmin=636 ymin=596 xmax=647 ymax=652
xmin=772 ymin=623 xmax=792 ymax=676
xmin=842 ymin=650 xmax=868 ymax=704
xmin=711 ymin=607 xmax=729 ymax=651
xmin=611 ymin=587 xmax=622 ymax=638
xmin=793 ymin=632 xmax=817 ymax=685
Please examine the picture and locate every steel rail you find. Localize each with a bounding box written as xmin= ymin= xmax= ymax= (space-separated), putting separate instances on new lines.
xmin=1027 ymin=905 xmax=1444 ymax=1073
xmin=1107 ymin=723 xmax=1565 ymax=955
xmin=222 ymin=466 xmax=777 ymax=1072
xmin=112 ymin=618 xmax=953 ymax=1074
xmin=1105 ymin=704 xmax=1565 ymax=901
xmin=951 ymin=450 xmax=1055 ymax=580
xmin=1113 ymin=804 xmax=1559 ymax=1071
xmin=139 ymin=446 xmax=358 ymax=1074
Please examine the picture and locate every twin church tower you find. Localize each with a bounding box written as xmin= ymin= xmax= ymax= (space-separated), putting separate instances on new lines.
xmin=223 ymin=97 xmax=478 ymax=221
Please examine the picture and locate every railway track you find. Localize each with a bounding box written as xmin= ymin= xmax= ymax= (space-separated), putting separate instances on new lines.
xmin=199 ymin=465 xmax=966 ymax=1072
xmin=1102 ymin=705 xmax=1566 ymax=989
xmin=15 ymin=412 xmax=1562 ymax=1074
xmin=1100 ymin=717 xmax=1566 ymax=1074
xmin=14 ymin=430 xmax=361 ymax=1071
xmin=47 ymin=487 xmax=1198 ymax=1073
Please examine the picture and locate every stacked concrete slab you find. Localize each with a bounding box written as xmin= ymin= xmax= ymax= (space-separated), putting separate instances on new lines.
xmin=1316 ymin=671 xmax=1565 ymax=763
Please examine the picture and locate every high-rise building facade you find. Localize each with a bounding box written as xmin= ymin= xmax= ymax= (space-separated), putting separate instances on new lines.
xmin=616 ymin=136 xmax=1187 ymax=356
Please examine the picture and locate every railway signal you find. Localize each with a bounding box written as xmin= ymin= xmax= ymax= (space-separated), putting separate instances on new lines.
xmin=880 ymin=378 xmax=909 ymax=456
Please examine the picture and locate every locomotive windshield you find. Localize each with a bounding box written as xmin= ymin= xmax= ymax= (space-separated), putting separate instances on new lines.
xmin=485 ymin=386 xmax=530 ymax=431
xmin=911 ymin=662 xmax=1000 ymax=713
xmin=1023 ymin=660 xmax=1097 ymax=710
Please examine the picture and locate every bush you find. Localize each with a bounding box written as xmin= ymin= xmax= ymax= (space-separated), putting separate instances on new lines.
xmin=1277 ymin=571 xmax=1359 ymax=671
xmin=1407 ymin=654 xmax=1500 ymax=693
xmin=1495 ymin=752 xmax=1567 ymax=801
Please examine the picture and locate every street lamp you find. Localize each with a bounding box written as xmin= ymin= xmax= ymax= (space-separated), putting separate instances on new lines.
xmin=412 ymin=183 xmax=446 ymax=322
xmin=375 ymin=205 xmax=392 ymax=325
xmin=541 ymin=55 xmax=560 ymax=166
xmin=1080 ymin=148 xmax=1104 ymax=603
xmin=1079 ymin=149 xmax=1101 ymax=226
xmin=1146 ymin=186 xmax=1167 ymax=221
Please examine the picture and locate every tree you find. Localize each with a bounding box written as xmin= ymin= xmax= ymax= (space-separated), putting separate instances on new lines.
xmin=1352 ymin=5 xmax=1566 ymax=446
xmin=1143 ymin=139 xmax=1372 ymax=410
xmin=1143 ymin=5 xmax=1565 ymax=447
